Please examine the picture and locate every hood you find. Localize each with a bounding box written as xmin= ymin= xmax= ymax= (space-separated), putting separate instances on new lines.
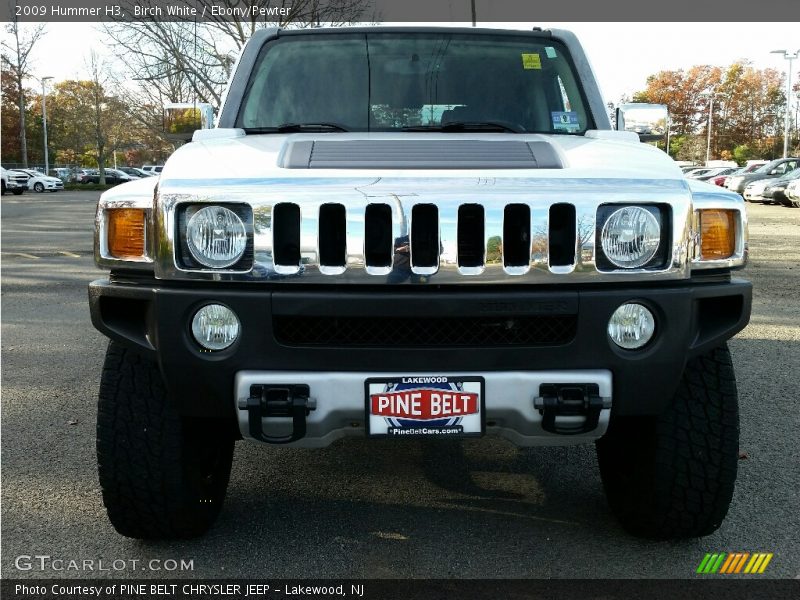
xmin=739 ymin=172 xmax=779 ymax=184
xmin=159 ymin=130 xmax=682 ymax=185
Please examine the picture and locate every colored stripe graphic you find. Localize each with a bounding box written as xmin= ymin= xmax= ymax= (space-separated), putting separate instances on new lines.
xmin=747 ymin=554 xmax=765 ymax=574
xmin=701 ymin=553 xmax=719 ymax=574
xmin=734 ymin=553 xmax=750 ymax=573
xmin=711 ymin=553 xmax=726 ymax=573
xmin=696 ymin=554 xmax=713 ymax=574
xmin=720 ymin=553 xmax=737 ymax=574
xmin=758 ymin=554 xmax=773 ymax=573
xmin=698 ymin=552 xmax=772 ymax=574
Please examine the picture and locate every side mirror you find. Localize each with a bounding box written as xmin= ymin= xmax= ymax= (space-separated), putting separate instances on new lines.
xmin=616 ymin=103 xmax=668 ymax=142
xmin=163 ymin=103 xmax=215 ymax=141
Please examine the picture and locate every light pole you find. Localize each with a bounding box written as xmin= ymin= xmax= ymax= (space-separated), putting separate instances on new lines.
xmin=700 ymin=91 xmax=720 ymax=165
xmin=40 ymin=76 xmax=53 ymax=173
xmin=771 ymin=49 xmax=799 ymax=159
xmin=795 ymin=91 xmax=800 ymax=148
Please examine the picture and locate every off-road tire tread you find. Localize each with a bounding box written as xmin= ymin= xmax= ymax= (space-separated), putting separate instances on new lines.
xmin=597 ymin=344 xmax=739 ymax=539
xmin=96 ymin=342 xmax=233 ymax=539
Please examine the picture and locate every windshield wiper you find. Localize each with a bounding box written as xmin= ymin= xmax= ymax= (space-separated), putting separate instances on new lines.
xmin=402 ymin=121 xmax=525 ymax=133
xmin=243 ymin=122 xmax=349 ymax=134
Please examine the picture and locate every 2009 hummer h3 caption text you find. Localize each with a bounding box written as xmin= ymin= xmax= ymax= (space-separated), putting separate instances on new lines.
xmin=89 ymin=27 xmax=751 ymax=540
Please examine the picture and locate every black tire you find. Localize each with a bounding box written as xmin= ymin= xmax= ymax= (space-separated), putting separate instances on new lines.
xmin=12 ymin=188 xmax=23 ymax=195
xmin=1 ymin=180 xmax=6 ymax=194
xmin=596 ymin=344 xmax=739 ymax=539
xmin=96 ymin=341 xmax=235 ymax=539
xmin=33 ymin=182 xmax=44 ymax=193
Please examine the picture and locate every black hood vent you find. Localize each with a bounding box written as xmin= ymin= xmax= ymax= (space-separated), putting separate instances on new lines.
xmin=279 ymin=139 xmax=563 ymax=169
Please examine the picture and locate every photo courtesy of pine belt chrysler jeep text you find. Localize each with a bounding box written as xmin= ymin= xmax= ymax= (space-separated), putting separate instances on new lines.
xmin=89 ymin=27 xmax=751 ymax=540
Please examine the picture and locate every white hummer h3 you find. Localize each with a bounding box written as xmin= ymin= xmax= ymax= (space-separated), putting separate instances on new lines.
xmin=90 ymin=27 xmax=751 ymax=540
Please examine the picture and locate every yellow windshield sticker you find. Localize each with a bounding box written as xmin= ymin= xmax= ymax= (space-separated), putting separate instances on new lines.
xmin=521 ymin=53 xmax=542 ymax=70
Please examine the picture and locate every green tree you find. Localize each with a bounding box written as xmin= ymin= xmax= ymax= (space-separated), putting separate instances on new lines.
xmin=486 ymin=236 xmax=502 ymax=264
xmin=733 ymin=144 xmax=753 ymax=165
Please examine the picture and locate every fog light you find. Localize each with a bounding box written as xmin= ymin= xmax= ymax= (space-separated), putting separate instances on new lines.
xmin=608 ymin=303 xmax=655 ymax=349
xmin=191 ymin=304 xmax=240 ymax=351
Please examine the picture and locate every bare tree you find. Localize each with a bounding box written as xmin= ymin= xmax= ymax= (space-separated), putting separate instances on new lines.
xmin=86 ymin=51 xmax=131 ymax=183
xmin=1 ymin=4 xmax=45 ymax=167
xmin=103 ymin=0 xmax=373 ymax=108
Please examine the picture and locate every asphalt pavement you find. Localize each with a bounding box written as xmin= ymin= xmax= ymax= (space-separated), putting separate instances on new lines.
xmin=1 ymin=190 xmax=798 ymax=579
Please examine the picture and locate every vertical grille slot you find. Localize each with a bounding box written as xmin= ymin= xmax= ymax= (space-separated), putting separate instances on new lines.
xmin=503 ymin=204 xmax=531 ymax=267
xmin=318 ymin=203 xmax=346 ymax=267
xmin=364 ymin=203 xmax=393 ymax=267
xmin=457 ymin=204 xmax=485 ymax=268
xmin=272 ymin=203 xmax=301 ymax=266
xmin=411 ymin=204 xmax=439 ymax=268
xmin=549 ymin=203 xmax=576 ymax=267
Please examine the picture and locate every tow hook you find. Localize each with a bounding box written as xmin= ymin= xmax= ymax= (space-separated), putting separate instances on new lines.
xmin=534 ymin=383 xmax=610 ymax=435
xmin=238 ymin=384 xmax=316 ymax=444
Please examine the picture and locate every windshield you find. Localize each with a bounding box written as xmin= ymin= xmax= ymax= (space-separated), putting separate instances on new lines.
xmin=755 ymin=160 xmax=783 ymax=174
xmin=237 ymin=32 xmax=593 ymax=134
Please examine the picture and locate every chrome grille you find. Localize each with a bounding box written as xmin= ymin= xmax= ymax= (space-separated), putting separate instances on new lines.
xmin=156 ymin=177 xmax=692 ymax=284
xmin=270 ymin=199 xmax=582 ymax=275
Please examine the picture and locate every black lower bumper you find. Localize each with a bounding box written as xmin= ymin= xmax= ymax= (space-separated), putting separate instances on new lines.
xmin=89 ymin=279 xmax=751 ymax=418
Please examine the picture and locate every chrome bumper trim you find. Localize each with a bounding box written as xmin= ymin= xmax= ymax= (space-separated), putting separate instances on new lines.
xmin=234 ymin=369 xmax=612 ymax=448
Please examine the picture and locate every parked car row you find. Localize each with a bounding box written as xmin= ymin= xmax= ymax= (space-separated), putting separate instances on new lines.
xmin=2 ymin=164 xmax=166 ymax=194
xmin=77 ymin=166 xmax=164 ymax=184
xmin=1 ymin=167 xmax=65 ymax=194
xmin=784 ymin=179 xmax=800 ymax=208
xmin=742 ymin=165 xmax=800 ymax=206
xmin=681 ymin=157 xmax=800 ymax=207
xmin=682 ymin=162 xmax=767 ymax=188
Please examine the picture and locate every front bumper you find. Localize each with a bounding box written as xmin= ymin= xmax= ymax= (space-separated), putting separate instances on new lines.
xmin=743 ymin=187 xmax=767 ymax=201
xmin=89 ymin=278 xmax=752 ymax=426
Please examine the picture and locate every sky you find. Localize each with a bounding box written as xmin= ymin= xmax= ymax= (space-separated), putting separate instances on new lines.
xmin=12 ymin=21 xmax=800 ymax=106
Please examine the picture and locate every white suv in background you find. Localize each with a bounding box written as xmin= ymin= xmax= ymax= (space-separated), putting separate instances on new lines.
xmin=1 ymin=167 xmax=27 ymax=195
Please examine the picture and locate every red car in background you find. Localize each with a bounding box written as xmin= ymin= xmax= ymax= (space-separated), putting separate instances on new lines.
xmin=713 ymin=162 xmax=768 ymax=187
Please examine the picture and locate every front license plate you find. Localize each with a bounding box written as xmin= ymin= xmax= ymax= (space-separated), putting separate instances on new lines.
xmin=366 ymin=376 xmax=485 ymax=438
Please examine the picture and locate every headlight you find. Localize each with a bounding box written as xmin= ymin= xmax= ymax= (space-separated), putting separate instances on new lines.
xmin=600 ymin=206 xmax=661 ymax=268
xmin=186 ymin=205 xmax=247 ymax=268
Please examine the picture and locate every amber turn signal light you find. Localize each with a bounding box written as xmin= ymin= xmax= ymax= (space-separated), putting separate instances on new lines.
xmin=107 ymin=209 xmax=146 ymax=259
xmin=699 ymin=209 xmax=736 ymax=260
